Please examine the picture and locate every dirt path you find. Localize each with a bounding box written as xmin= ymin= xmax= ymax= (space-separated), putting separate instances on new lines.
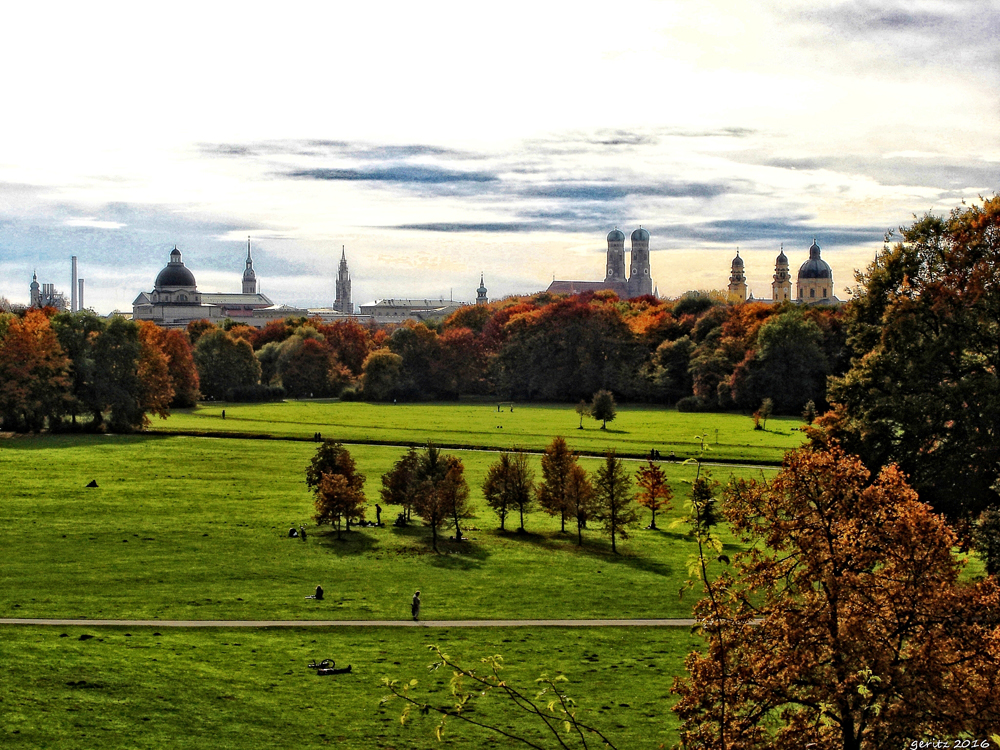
xmin=0 ymin=617 xmax=696 ymax=628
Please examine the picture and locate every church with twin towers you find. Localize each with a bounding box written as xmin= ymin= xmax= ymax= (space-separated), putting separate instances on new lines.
xmin=546 ymin=227 xmax=654 ymax=299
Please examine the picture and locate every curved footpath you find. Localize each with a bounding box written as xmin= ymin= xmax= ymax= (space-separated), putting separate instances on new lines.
xmin=0 ymin=618 xmax=696 ymax=628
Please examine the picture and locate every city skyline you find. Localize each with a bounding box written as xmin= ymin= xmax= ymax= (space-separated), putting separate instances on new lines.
xmin=1 ymin=0 xmax=997 ymax=314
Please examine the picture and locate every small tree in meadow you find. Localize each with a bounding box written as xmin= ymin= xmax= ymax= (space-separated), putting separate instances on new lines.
xmin=575 ymin=399 xmax=591 ymax=429
xmin=483 ymin=450 xmax=535 ymax=532
xmin=537 ymin=436 xmax=577 ymax=532
xmin=307 ymin=442 xmax=366 ymax=537
xmin=315 ymin=472 xmax=366 ymax=539
xmin=380 ymin=447 xmax=420 ymax=523
xmin=636 ymin=460 xmax=673 ymax=530
xmin=590 ymin=390 xmax=617 ymax=430
xmin=413 ymin=444 xmax=471 ymax=552
xmin=566 ymin=463 xmax=596 ymax=546
xmin=594 ymin=450 xmax=638 ymax=553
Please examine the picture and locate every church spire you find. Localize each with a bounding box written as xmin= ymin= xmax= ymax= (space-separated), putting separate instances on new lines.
xmin=242 ymin=235 xmax=258 ymax=294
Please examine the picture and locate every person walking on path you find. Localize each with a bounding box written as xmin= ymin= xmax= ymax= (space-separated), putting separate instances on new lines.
xmin=411 ymin=591 xmax=421 ymax=621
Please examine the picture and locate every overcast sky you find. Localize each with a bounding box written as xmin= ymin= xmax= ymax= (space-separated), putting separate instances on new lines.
xmin=1 ymin=0 xmax=997 ymax=314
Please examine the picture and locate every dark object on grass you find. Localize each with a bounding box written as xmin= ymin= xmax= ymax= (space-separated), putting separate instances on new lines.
xmin=288 ymin=527 xmax=298 ymax=538
xmin=299 ymin=525 xmax=307 ymax=541
xmin=78 ymin=634 xmax=95 ymax=641
xmin=412 ymin=590 xmax=421 ymax=621
xmin=86 ymin=480 xmax=98 ymax=488
xmin=306 ymin=585 xmax=324 ymax=600
xmin=308 ymin=659 xmax=352 ymax=675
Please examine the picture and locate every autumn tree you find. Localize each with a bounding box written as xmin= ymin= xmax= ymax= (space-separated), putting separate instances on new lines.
xmin=672 ymin=443 xmax=1000 ymax=749
xmin=159 ymin=327 xmax=201 ymax=406
xmin=635 ymin=460 xmax=672 ymax=529
xmin=380 ymin=447 xmax=420 ymax=523
xmin=482 ymin=450 xmax=534 ymax=532
xmin=0 ymin=310 xmax=70 ymax=431
xmin=307 ymin=441 xmax=366 ymax=535
xmin=828 ymin=197 xmax=1000 ymax=519
xmin=536 ymin=436 xmax=577 ymax=532
xmin=314 ymin=472 xmax=367 ymax=539
xmin=565 ymin=463 xmax=596 ymax=546
xmin=593 ymin=451 xmax=638 ymax=553
xmin=136 ymin=320 xmax=175 ymax=424
xmin=590 ymin=390 xmax=617 ymax=430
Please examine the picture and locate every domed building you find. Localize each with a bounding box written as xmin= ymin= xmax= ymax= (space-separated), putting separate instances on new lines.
xmin=133 ymin=243 xmax=279 ymax=328
xmin=796 ymin=240 xmax=834 ymax=303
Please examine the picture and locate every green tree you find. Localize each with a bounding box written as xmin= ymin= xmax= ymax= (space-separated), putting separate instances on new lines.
xmin=537 ymin=436 xmax=577 ymax=532
xmin=380 ymin=447 xmax=420 ymax=523
xmin=827 ymin=198 xmax=1000 ymax=519
xmin=51 ymin=310 xmax=106 ymax=426
xmin=590 ymin=390 xmax=617 ymax=430
xmin=673 ymin=443 xmax=1000 ymax=748
xmin=193 ymin=329 xmax=261 ymax=400
xmin=593 ymin=451 xmax=638 ymax=553
xmin=566 ymin=463 xmax=596 ymax=546
xmin=361 ymin=348 xmax=404 ymax=402
xmin=974 ymin=507 xmax=1000 ymax=577
xmin=483 ymin=450 xmax=534 ymax=532
xmin=574 ymin=400 xmax=590 ymax=429
xmin=733 ymin=309 xmax=828 ymax=414
xmin=90 ymin=317 xmax=144 ymax=432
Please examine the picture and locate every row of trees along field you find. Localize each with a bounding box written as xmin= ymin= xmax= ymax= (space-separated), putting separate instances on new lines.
xmin=0 ymin=273 xmax=845 ymax=431
xmin=308 ymin=437 xmax=674 ymax=554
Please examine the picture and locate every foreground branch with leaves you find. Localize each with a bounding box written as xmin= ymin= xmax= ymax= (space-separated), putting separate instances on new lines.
xmin=381 ymin=645 xmax=619 ymax=749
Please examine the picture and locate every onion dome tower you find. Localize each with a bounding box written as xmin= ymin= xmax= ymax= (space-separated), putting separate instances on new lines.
xmin=152 ymin=246 xmax=200 ymax=305
xmin=476 ymin=273 xmax=488 ymax=306
xmin=29 ymin=271 xmax=40 ymax=307
xmin=728 ymin=249 xmax=747 ymax=302
xmin=796 ymin=239 xmax=833 ymax=302
xmin=772 ymin=244 xmax=791 ymax=302
xmin=242 ymin=236 xmax=258 ymax=294
xmin=627 ymin=227 xmax=653 ymax=298
xmin=334 ymin=246 xmax=352 ymax=314
xmin=605 ymin=228 xmax=627 ymax=284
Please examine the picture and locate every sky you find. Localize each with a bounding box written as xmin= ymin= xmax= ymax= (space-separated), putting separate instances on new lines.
xmin=1 ymin=0 xmax=997 ymax=314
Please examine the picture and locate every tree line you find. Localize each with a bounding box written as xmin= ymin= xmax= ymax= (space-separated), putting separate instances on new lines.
xmin=307 ymin=436 xmax=676 ymax=554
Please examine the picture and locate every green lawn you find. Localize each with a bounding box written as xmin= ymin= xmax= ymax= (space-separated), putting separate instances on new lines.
xmin=1 ymin=404 xmax=791 ymax=749
xmin=1 ymin=625 xmax=699 ymax=750
xmin=155 ymin=400 xmax=806 ymax=463
xmin=0 ymin=434 xmax=765 ymax=621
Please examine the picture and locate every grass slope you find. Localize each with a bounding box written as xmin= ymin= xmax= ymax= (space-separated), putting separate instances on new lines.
xmin=1 ymin=625 xmax=700 ymax=750
xmin=1 ymin=434 xmax=766 ymax=621
xmin=156 ymin=400 xmax=806 ymax=463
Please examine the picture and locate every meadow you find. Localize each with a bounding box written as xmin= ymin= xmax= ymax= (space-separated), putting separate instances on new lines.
xmin=156 ymin=399 xmax=806 ymax=463
xmin=0 ymin=401 xmax=799 ymax=748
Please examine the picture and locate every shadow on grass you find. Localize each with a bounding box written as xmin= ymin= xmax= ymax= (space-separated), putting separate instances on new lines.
xmin=490 ymin=527 xmax=679 ymax=579
xmin=312 ymin=527 xmax=379 ymax=555
xmin=389 ymin=522 xmax=491 ymax=568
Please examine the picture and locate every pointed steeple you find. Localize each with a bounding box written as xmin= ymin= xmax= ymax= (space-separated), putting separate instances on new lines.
xmin=242 ymin=236 xmax=258 ymax=294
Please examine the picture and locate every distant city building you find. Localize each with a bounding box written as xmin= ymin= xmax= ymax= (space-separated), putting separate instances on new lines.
xmin=728 ymin=250 xmax=747 ymax=302
xmin=359 ymin=298 xmax=467 ymax=324
xmin=738 ymin=239 xmax=840 ymax=305
xmin=133 ymin=245 xmax=282 ymax=328
xmin=547 ymin=228 xmax=655 ymax=299
xmin=334 ymin=246 xmax=352 ymax=314
xmin=29 ymin=272 xmax=69 ymax=311
xmin=476 ymin=274 xmax=488 ymax=306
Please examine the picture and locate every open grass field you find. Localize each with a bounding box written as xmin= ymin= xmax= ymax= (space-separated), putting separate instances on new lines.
xmin=0 ymin=434 xmax=768 ymax=622
xmin=2 ymin=625 xmax=700 ymax=749
xmin=1 ymin=403 xmax=789 ymax=748
xmin=156 ymin=399 xmax=807 ymax=464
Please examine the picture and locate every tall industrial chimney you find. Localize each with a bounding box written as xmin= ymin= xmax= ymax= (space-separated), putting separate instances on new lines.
xmin=71 ymin=256 xmax=78 ymax=312
xmin=79 ymin=279 xmax=85 ymax=312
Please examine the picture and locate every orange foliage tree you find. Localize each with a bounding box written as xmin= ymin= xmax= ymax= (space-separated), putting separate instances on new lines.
xmin=672 ymin=443 xmax=1000 ymax=748
xmin=0 ymin=309 xmax=70 ymax=431
xmin=635 ymin=460 xmax=672 ymax=529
